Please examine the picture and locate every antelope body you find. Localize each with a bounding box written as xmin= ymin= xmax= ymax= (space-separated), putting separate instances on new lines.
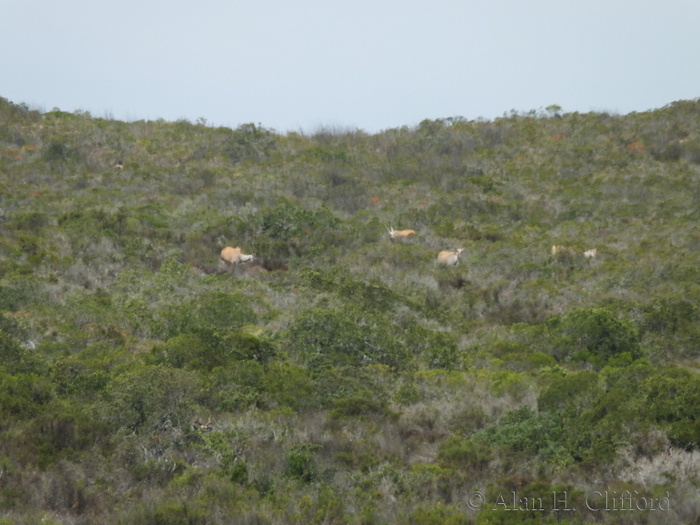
xmin=220 ymin=246 xmax=254 ymax=266
xmin=437 ymin=248 xmax=464 ymax=267
xmin=388 ymin=227 xmax=416 ymax=241
xmin=551 ymin=245 xmax=574 ymax=255
xmin=552 ymin=245 xmax=597 ymax=258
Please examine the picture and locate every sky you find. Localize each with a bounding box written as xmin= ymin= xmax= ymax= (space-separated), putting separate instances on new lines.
xmin=2 ymin=0 xmax=699 ymax=134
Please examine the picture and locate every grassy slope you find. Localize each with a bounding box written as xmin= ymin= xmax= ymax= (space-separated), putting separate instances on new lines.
xmin=1 ymin=98 xmax=700 ymax=524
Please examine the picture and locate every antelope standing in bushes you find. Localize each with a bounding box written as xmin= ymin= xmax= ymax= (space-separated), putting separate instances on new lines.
xmin=437 ymin=248 xmax=464 ymax=267
xmin=388 ymin=226 xmax=416 ymax=241
xmin=220 ymin=246 xmax=254 ymax=266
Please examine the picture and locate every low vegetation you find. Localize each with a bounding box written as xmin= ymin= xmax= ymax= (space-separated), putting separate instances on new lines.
xmin=1 ymin=97 xmax=700 ymax=523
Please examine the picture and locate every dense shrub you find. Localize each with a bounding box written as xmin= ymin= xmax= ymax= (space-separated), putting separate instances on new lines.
xmin=544 ymin=307 xmax=642 ymax=367
xmin=437 ymin=435 xmax=494 ymax=473
xmin=102 ymin=365 xmax=200 ymax=431
xmin=287 ymin=307 xmax=410 ymax=370
xmin=156 ymin=291 xmax=259 ymax=340
xmin=329 ymin=396 xmax=390 ymax=419
xmin=0 ymin=370 xmax=53 ymax=419
xmin=285 ymin=443 xmax=322 ymax=482
xmin=640 ymin=367 xmax=700 ymax=449
xmin=537 ymin=368 xmax=602 ymax=414
xmin=473 ymin=406 xmax=567 ymax=460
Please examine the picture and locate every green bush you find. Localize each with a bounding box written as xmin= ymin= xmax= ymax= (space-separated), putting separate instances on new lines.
xmin=225 ymin=122 xmax=280 ymax=164
xmin=202 ymin=431 xmax=249 ymax=484
xmin=157 ymin=292 xmax=258 ymax=340
xmin=194 ymin=292 xmax=259 ymax=330
xmin=0 ymin=329 xmax=45 ymax=375
xmin=207 ymin=360 xmax=264 ymax=411
xmin=57 ymin=208 xmax=128 ymax=237
xmin=259 ymin=201 xmax=341 ymax=240
xmin=545 ymin=307 xmax=642 ymax=367
xmin=29 ymin=400 xmax=111 ymax=469
xmin=0 ymin=284 xmax=31 ymax=312
xmin=103 ymin=365 xmax=200 ymax=430
xmin=562 ymin=362 xmax=656 ymax=463
xmin=405 ymin=325 xmax=458 ymax=370
xmin=537 ymin=369 xmax=602 ymax=414
xmin=263 ymin=362 xmax=314 ymax=411
xmin=473 ymin=406 xmax=566 ymax=460
xmin=329 ymin=396 xmax=389 ymax=419
xmin=0 ymin=370 xmax=53 ymax=419
xmin=394 ymin=380 xmax=422 ymax=405
xmin=287 ymin=307 xmax=410 ymax=370
xmin=641 ymin=367 xmax=700 ymax=449
xmin=639 ymin=297 xmax=698 ymax=336
xmin=437 ymin=435 xmax=493 ymax=473
xmin=285 ymin=443 xmax=322 ymax=482
xmin=51 ymin=357 xmax=109 ymax=396
xmin=149 ymin=329 xmax=274 ymax=372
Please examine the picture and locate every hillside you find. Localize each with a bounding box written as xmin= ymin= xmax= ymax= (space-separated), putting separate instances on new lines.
xmin=1 ymin=96 xmax=700 ymax=524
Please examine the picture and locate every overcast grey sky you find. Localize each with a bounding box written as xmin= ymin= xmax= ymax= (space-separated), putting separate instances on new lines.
xmin=2 ymin=0 xmax=698 ymax=133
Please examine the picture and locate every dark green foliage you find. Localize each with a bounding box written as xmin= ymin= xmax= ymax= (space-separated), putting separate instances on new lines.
xmin=641 ymin=367 xmax=700 ymax=449
xmin=157 ymin=292 xmax=258 ymax=340
xmin=438 ymin=435 xmax=494 ymax=473
xmin=329 ymin=396 xmax=389 ymax=419
xmin=149 ymin=333 xmax=208 ymax=369
xmin=287 ymin=308 xmax=366 ymax=369
xmin=302 ymin=268 xmax=405 ymax=313
xmin=405 ymin=325 xmax=458 ymax=370
xmin=0 ymin=329 xmax=45 ymax=375
xmin=9 ymin=211 xmax=51 ymax=232
xmin=259 ymin=201 xmax=341 ymax=240
xmin=43 ymin=139 xmax=81 ymax=164
xmin=201 ymin=431 xmax=249 ymax=484
xmin=473 ymin=406 xmax=567 ymax=460
xmin=58 ymin=208 xmax=129 ymax=236
xmin=104 ymin=365 xmax=200 ymax=430
xmin=194 ymin=292 xmax=259 ymax=330
xmin=225 ymin=122 xmax=280 ymax=164
xmin=285 ymin=443 xmax=322 ymax=482
xmin=639 ymin=297 xmax=698 ymax=336
xmin=0 ymin=284 xmax=31 ymax=312
xmin=150 ymin=329 xmax=274 ymax=372
xmin=30 ymin=400 xmax=110 ymax=468
xmin=51 ymin=356 xmax=109 ymax=396
xmin=545 ymin=307 xmax=642 ymax=367
xmin=287 ymin=306 xmax=410 ymax=371
xmin=263 ymin=361 xmax=314 ymax=411
xmin=207 ymin=359 xmax=264 ymax=411
xmin=394 ymin=380 xmax=422 ymax=405
xmin=537 ymin=369 xmax=602 ymax=414
xmin=0 ymin=370 xmax=53 ymax=419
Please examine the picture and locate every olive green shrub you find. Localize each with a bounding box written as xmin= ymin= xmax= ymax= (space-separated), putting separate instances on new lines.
xmin=544 ymin=307 xmax=642 ymax=368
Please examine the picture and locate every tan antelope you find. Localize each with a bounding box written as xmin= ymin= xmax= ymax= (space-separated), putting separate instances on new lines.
xmin=437 ymin=248 xmax=464 ymax=267
xmin=220 ymin=246 xmax=254 ymax=266
xmin=388 ymin=226 xmax=416 ymax=241
xmin=551 ymin=245 xmax=575 ymax=255
xmin=583 ymin=248 xmax=597 ymax=258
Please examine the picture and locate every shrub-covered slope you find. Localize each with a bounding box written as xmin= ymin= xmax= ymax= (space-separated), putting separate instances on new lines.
xmin=1 ymin=97 xmax=700 ymax=524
